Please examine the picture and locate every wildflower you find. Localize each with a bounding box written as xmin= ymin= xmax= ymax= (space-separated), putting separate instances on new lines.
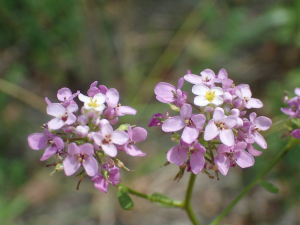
xmin=192 ymin=84 xmax=224 ymax=107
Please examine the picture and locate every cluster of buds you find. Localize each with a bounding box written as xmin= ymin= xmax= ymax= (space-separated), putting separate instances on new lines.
xmin=281 ymin=87 xmax=300 ymax=139
xmin=28 ymin=81 xmax=147 ymax=193
xmin=149 ymin=69 xmax=272 ymax=179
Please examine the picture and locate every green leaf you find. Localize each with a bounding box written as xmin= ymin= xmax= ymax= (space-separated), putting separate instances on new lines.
xmin=259 ymin=180 xmax=280 ymax=194
xmin=117 ymin=188 xmax=134 ymax=210
xmin=150 ymin=193 xmax=175 ymax=208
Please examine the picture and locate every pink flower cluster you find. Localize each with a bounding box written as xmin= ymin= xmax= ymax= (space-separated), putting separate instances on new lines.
xmin=281 ymin=87 xmax=300 ymax=140
xmin=150 ymin=69 xmax=272 ymax=177
xmin=28 ymin=82 xmax=147 ymax=193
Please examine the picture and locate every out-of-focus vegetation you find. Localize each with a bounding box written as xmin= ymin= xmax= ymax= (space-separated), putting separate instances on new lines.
xmin=1 ymin=0 xmax=300 ymax=224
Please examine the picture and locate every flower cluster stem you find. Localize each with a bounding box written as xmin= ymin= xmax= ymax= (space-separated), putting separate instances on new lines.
xmin=184 ymin=173 xmax=200 ymax=225
xmin=209 ymin=138 xmax=298 ymax=225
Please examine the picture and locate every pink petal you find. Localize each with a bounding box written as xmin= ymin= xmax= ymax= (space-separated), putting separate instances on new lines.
xmin=194 ymin=143 xmax=206 ymax=153
xmin=57 ymin=88 xmax=72 ymax=101
xmin=48 ymin=118 xmax=65 ymax=130
xmin=63 ymin=156 xmax=81 ymax=176
xmin=106 ymin=88 xmax=119 ymax=107
xmin=68 ymin=142 xmax=80 ymax=155
xmin=80 ymin=143 xmax=94 ymax=156
xmin=190 ymin=151 xmax=205 ymax=174
xmin=180 ymin=104 xmax=192 ymax=119
xmin=92 ymin=175 xmax=108 ymax=193
xmin=254 ymin=116 xmax=272 ymax=131
xmin=166 ymin=145 xmax=188 ymax=166
xmin=102 ymin=143 xmax=118 ymax=157
xmin=217 ymin=144 xmax=230 ymax=154
xmin=28 ymin=133 xmax=48 ymax=150
xmin=65 ymin=113 xmax=77 ymax=126
xmin=67 ymin=103 xmax=78 ymax=113
xmin=184 ymin=74 xmax=203 ymax=84
xmin=87 ymin=87 xmax=100 ymax=97
xmin=52 ymin=137 xmax=64 ymax=150
xmin=247 ymin=144 xmax=262 ymax=156
xmin=214 ymin=154 xmax=230 ymax=176
xmin=101 ymin=124 xmax=113 ymax=136
xmin=162 ymin=116 xmax=185 ymax=132
xmin=40 ymin=146 xmax=57 ymax=161
xmin=154 ymin=82 xmax=176 ymax=98
xmin=213 ymin=107 xmax=225 ymax=122
xmin=131 ymin=127 xmax=147 ymax=142
xmin=83 ymin=157 xmax=98 ymax=176
xmin=291 ymin=129 xmax=300 ymax=139
xmin=249 ymin=112 xmax=257 ymax=123
xmin=246 ymin=98 xmax=263 ymax=109
xmin=219 ymin=129 xmax=235 ymax=146
xmin=117 ymin=106 xmax=137 ymax=115
xmin=125 ymin=145 xmax=146 ymax=156
xmin=235 ymin=150 xmax=254 ymax=168
xmin=191 ymin=114 xmax=206 ymax=130
xmin=204 ymin=121 xmax=219 ymax=141
xmin=177 ymin=77 xmax=184 ymax=89
xmin=240 ymin=85 xmax=252 ymax=98
xmin=295 ymin=87 xmax=300 ymax=96
xmin=252 ymin=131 xmax=267 ymax=149
xmin=182 ymin=127 xmax=198 ymax=144
xmin=93 ymin=133 xmax=104 ymax=145
xmin=217 ymin=68 xmax=228 ymax=79
xmin=225 ymin=116 xmax=237 ymax=128
xmin=111 ymin=131 xmax=129 ymax=145
xmin=47 ymin=103 xmax=66 ymax=117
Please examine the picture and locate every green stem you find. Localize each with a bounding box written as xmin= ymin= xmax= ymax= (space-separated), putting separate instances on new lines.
xmin=184 ymin=173 xmax=200 ymax=225
xmin=209 ymin=138 xmax=298 ymax=225
xmin=117 ymin=184 xmax=184 ymax=208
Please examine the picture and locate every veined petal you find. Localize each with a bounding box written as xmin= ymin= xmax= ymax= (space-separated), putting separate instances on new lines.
xmin=219 ymin=129 xmax=235 ymax=146
xmin=111 ymin=131 xmax=129 ymax=145
xmin=28 ymin=133 xmax=48 ymax=150
xmin=48 ymin=118 xmax=65 ymax=130
xmin=106 ymin=88 xmax=119 ymax=107
xmin=192 ymin=84 xmax=209 ymax=96
xmin=162 ymin=116 xmax=185 ymax=132
xmin=214 ymin=154 xmax=230 ymax=176
xmin=166 ymin=145 xmax=188 ymax=166
xmin=102 ymin=143 xmax=118 ymax=157
xmin=204 ymin=121 xmax=219 ymax=141
xmin=47 ymin=103 xmax=66 ymax=117
xmin=83 ymin=157 xmax=98 ymax=176
xmin=235 ymin=150 xmax=254 ymax=168
xmin=63 ymin=156 xmax=80 ymax=176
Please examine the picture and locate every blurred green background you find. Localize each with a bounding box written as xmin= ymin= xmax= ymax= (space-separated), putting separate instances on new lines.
xmin=1 ymin=0 xmax=300 ymax=224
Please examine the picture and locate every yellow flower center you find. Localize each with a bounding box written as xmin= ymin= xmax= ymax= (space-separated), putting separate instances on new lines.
xmin=206 ymin=91 xmax=216 ymax=102
xmin=88 ymin=98 xmax=100 ymax=108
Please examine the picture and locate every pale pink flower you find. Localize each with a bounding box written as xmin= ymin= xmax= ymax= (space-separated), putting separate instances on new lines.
xmin=234 ymin=84 xmax=263 ymax=109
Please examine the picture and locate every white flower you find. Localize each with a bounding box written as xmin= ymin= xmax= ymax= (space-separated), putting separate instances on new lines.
xmin=192 ymin=84 xmax=223 ymax=106
xmin=78 ymin=93 xmax=106 ymax=112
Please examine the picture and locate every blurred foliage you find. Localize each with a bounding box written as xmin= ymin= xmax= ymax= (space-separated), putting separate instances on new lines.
xmin=1 ymin=0 xmax=300 ymax=224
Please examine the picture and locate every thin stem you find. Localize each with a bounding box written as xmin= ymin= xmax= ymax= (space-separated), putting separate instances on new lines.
xmin=117 ymin=184 xmax=184 ymax=208
xmin=208 ymin=141 xmax=215 ymax=164
xmin=209 ymin=138 xmax=298 ymax=225
xmin=184 ymin=173 xmax=200 ymax=225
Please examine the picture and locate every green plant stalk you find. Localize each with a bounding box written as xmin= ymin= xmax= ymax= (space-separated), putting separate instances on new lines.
xmin=117 ymin=184 xmax=184 ymax=207
xmin=184 ymin=173 xmax=200 ymax=225
xmin=209 ymin=138 xmax=298 ymax=225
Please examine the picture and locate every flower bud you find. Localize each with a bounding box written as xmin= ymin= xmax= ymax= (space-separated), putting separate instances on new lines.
xmin=77 ymin=115 xmax=88 ymax=125
xmin=222 ymin=92 xmax=232 ymax=104
xmin=63 ymin=126 xmax=74 ymax=133
xmin=204 ymin=106 xmax=214 ymax=113
xmin=75 ymin=125 xmax=89 ymax=137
